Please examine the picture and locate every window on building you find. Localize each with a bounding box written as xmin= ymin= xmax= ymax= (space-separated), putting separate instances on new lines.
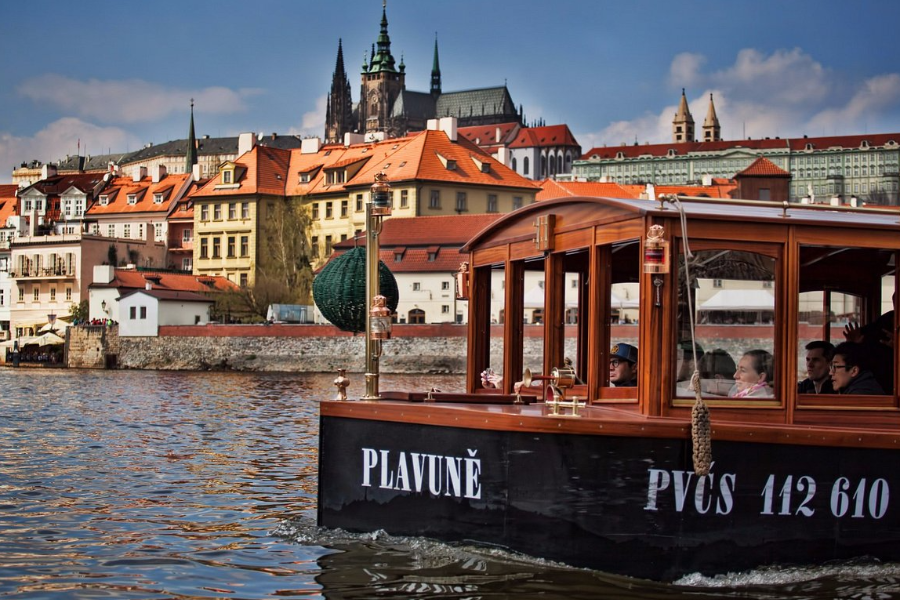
xmin=50 ymin=287 xmax=56 ymax=302
xmin=341 ymin=200 xmax=349 ymax=217
xmin=107 ymin=224 xmax=115 ymax=238
xmin=326 ymin=202 xmax=333 ymax=219
xmin=401 ymin=190 xmax=409 ymax=208
xmin=487 ymin=194 xmax=498 ymax=213
xmin=0 ymin=290 xmax=4 ymax=306
xmin=524 ymin=157 xmax=530 ymax=175
xmin=127 ymin=194 xmax=137 ymax=205
xmin=442 ymin=281 xmax=450 ymax=290
xmin=512 ymin=157 xmax=517 ymax=172
xmin=325 ymin=236 xmax=333 ymax=255
xmin=442 ymin=305 xmax=450 ymax=314
xmin=456 ymin=192 xmax=467 ymax=212
xmin=227 ymin=236 xmax=236 ymax=258
xmin=413 ymin=282 xmax=421 ymax=291
xmin=240 ymin=236 xmax=249 ymax=257
xmin=200 ymin=238 xmax=209 ymax=259
xmin=123 ymin=224 xmax=131 ymax=238
xmin=154 ymin=223 xmax=163 ymax=240
xmin=33 ymin=288 xmax=39 ymax=302
xmin=311 ymin=236 xmax=319 ymax=259
xmin=201 ymin=205 xmax=209 ymax=221
xmin=240 ymin=273 xmax=248 ymax=287
xmin=154 ymin=194 xmax=163 ymax=204
xmin=312 ymin=203 xmax=319 ymax=220
xmin=408 ymin=308 xmax=425 ymax=324
xmin=513 ymin=196 xmax=523 ymax=210
xmin=212 ymin=238 xmax=221 ymax=258
xmin=356 ymin=194 xmax=364 ymax=212
xmin=430 ymin=190 xmax=440 ymax=209
xmin=140 ymin=306 xmax=147 ymax=319
xmin=223 ymin=170 xmax=232 ymax=184
xmin=18 ymin=288 xmax=24 ymax=302
xmin=183 ymin=229 xmax=192 ymax=242
xmin=214 ymin=204 xmax=221 ymax=220
xmin=242 ymin=203 xmax=250 ymax=219
xmin=130 ymin=306 xmax=136 ymax=319
xmin=182 ymin=258 xmax=192 ymax=271
xmin=229 ymin=203 xmax=237 ymax=219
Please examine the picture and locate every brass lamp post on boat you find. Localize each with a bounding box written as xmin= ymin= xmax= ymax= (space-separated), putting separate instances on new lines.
xmin=362 ymin=172 xmax=392 ymax=400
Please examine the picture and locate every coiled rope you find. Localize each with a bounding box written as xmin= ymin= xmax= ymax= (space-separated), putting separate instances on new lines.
xmin=668 ymin=195 xmax=712 ymax=476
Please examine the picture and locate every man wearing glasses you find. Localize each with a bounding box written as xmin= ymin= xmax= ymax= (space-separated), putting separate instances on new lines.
xmin=609 ymin=343 xmax=638 ymax=387
xmin=830 ymin=342 xmax=885 ymax=395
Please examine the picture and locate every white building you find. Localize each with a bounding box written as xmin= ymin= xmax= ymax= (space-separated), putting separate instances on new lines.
xmin=117 ymin=289 xmax=213 ymax=337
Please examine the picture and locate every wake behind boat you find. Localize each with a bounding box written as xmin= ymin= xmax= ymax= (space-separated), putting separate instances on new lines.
xmin=318 ymin=186 xmax=900 ymax=581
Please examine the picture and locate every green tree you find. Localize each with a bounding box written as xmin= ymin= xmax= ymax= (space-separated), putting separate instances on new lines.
xmin=68 ymin=299 xmax=89 ymax=323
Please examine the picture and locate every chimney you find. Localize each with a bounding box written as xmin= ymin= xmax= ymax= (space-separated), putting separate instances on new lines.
xmin=145 ymin=281 xmax=152 ymax=290
xmin=343 ymin=132 xmax=365 ymax=146
xmin=438 ymin=116 xmax=458 ymax=141
xmin=301 ymin=137 xmax=322 ymax=154
xmin=93 ymin=265 xmax=115 ymax=284
xmin=133 ymin=166 xmax=147 ymax=182
xmin=496 ymin=146 xmax=508 ymax=166
xmin=495 ymin=127 xmax=501 ymax=143
xmin=238 ymin=132 xmax=257 ymax=156
xmin=152 ymin=164 xmax=167 ymax=183
xmin=41 ymin=164 xmax=57 ymax=179
xmin=192 ymin=163 xmax=202 ymax=180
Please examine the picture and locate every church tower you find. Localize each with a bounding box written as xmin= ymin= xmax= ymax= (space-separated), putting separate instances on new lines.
xmin=359 ymin=1 xmax=405 ymax=137
xmin=672 ymin=89 xmax=695 ymax=143
xmin=702 ymin=93 xmax=721 ymax=142
xmin=325 ymin=39 xmax=355 ymax=144
xmin=185 ymin=100 xmax=197 ymax=174
xmin=430 ymin=34 xmax=441 ymax=97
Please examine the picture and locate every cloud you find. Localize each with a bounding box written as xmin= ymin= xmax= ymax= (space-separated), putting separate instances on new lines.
xmin=288 ymin=95 xmax=327 ymax=138
xmin=580 ymin=48 xmax=900 ymax=149
xmin=0 ymin=118 xmax=140 ymax=182
xmin=16 ymin=74 xmax=262 ymax=124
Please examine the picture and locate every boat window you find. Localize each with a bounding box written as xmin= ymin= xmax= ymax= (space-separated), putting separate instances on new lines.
xmin=675 ymin=248 xmax=777 ymax=403
xmin=600 ymin=240 xmax=641 ymax=398
xmin=797 ymin=245 xmax=896 ymax=403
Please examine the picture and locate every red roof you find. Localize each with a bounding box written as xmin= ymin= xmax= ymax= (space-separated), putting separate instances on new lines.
xmin=87 ymin=173 xmax=190 ymax=216
xmin=0 ymin=185 xmax=18 ymax=224
xmin=583 ymin=132 xmax=900 ymax=160
xmin=96 ymin=269 xmax=239 ymax=293
xmin=457 ymin=122 xmax=520 ymax=148
xmin=509 ymin=124 xmax=580 ymax=149
xmin=736 ymin=157 xmax=791 ymax=177
xmin=537 ymin=178 xmax=737 ymax=201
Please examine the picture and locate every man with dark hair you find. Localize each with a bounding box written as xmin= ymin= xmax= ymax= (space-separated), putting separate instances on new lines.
xmin=830 ymin=342 xmax=885 ymax=395
xmin=797 ymin=340 xmax=836 ymax=394
xmin=609 ymin=343 xmax=638 ymax=387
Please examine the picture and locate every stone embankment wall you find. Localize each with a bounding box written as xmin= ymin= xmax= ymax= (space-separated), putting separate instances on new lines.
xmin=67 ymin=325 xmax=121 ymax=369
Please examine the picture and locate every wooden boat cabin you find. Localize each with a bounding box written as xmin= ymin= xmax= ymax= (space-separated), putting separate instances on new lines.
xmin=318 ymin=195 xmax=900 ymax=581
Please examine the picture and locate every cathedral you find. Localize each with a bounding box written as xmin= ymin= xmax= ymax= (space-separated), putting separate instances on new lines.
xmin=325 ymin=3 xmax=523 ymax=143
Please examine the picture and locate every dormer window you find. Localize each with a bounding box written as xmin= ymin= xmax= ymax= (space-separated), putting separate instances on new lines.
xmin=99 ymin=195 xmax=109 ymax=206
xmin=300 ymin=173 xmax=311 ymax=183
xmin=222 ymin=170 xmax=232 ymax=184
xmin=860 ymin=140 xmax=870 ymax=149
xmin=436 ymin=153 xmax=457 ymax=170
xmin=127 ymin=194 xmax=137 ymax=205
xmin=667 ymin=149 xmax=677 ymax=157
xmin=153 ymin=193 xmax=164 ymax=204
xmin=616 ymin=152 xmax=625 ymax=159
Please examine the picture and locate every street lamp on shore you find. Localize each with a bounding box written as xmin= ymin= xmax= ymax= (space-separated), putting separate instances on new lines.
xmin=362 ymin=172 xmax=392 ymax=400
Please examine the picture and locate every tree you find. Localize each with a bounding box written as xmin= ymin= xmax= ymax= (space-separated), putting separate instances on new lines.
xmin=68 ymin=299 xmax=89 ymax=323
xmin=212 ymin=198 xmax=315 ymax=321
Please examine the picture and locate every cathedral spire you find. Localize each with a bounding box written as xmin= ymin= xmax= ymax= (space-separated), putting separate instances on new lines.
xmin=430 ymin=33 xmax=441 ymax=97
xmin=185 ymin=99 xmax=197 ymax=175
xmin=326 ymin=39 xmax=355 ymax=143
xmin=369 ymin=0 xmax=396 ymax=73
xmin=702 ymin=92 xmax=721 ymax=142
xmin=672 ymin=88 xmax=695 ymax=143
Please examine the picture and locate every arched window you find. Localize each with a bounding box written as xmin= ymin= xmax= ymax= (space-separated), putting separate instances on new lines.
xmin=511 ymin=157 xmax=517 ymax=172
xmin=557 ymin=155 xmax=563 ymax=173
xmin=541 ymin=156 xmax=546 ymax=177
xmin=408 ymin=308 xmax=425 ymax=324
xmin=524 ymin=157 xmax=530 ymax=176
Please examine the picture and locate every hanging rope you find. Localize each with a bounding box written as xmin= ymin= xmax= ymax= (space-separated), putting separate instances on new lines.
xmin=668 ymin=196 xmax=712 ymax=476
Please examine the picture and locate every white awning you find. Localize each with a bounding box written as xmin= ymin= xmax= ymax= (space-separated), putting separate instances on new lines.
xmin=700 ymin=289 xmax=774 ymax=311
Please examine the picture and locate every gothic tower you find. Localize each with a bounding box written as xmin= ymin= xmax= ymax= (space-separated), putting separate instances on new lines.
xmin=325 ymin=39 xmax=355 ymax=144
xmin=430 ymin=34 xmax=441 ymax=97
xmin=672 ymin=89 xmax=695 ymax=143
xmin=185 ymin=100 xmax=197 ymax=174
xmin=702 ymin=93 xmax=721 ymax=142
xmin=359 ymin=1 xmax=405 ymax=136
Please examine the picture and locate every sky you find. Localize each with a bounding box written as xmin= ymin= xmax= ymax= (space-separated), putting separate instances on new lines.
xmin=2 ymin=0 xmax=900 ymax=184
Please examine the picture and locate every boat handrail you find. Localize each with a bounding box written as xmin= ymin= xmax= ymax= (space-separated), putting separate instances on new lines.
xmin=655 ymin=193 xmax=900 ymax=220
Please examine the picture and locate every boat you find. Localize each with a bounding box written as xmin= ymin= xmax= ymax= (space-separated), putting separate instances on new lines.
xmin=317 ymin=188 xmax=900 ymax=581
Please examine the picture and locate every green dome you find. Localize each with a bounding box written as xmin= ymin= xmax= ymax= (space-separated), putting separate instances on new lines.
xmin=313 ymin=246 xmax=400 ymax=333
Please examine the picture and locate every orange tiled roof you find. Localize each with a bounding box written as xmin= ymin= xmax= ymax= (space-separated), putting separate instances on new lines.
xmin=508 ymin=124 xmax=580 ymax=149
xmin=537 ymin=179 xmax=638 ymax=201
xmin=736 ymin=157 xmax=791 ymax=177
xmin=0 ymin=185 xmax=18 ymax=224
xmin=95 ymin=270 xmax=239 ymax=293
xmin=192 ymin=145 xmax=291 ymax=198
xmin=457 ymin=122 xmax=520 ymax=147
xmin=87 ymin=174 xmax=190 ymax=216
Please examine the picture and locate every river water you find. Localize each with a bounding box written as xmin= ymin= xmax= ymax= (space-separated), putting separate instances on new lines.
xmin=3 ymin=369 xmax=900 ymax=599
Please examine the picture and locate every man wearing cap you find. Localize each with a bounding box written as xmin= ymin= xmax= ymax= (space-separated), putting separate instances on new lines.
xmin=610 ymin=343 xmax=638 ymax=387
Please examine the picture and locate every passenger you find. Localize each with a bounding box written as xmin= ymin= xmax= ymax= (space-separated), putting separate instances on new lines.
xmin=843 ymin=292 xmax=895 ymax=392
xmin=729 ymin=349 xmax=774 ymax=398
xmin=830 ymin=342 xmax=885 ymax=395
xmin=699 ymin=349 xmax=737 ymax=381
xmin=609 ymin=343 xmax=638 ymax=387
xmin=797 ymin=341 xmax=835 ymax=394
